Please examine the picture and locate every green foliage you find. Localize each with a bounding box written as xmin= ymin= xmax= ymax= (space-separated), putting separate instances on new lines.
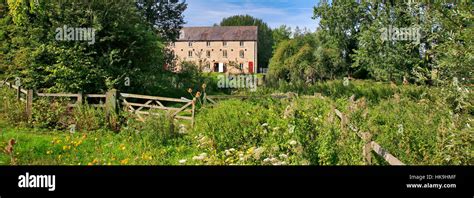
xmin=0 ymin=87 xmax=26 ymax=123
xmin=31 ymin=98 xmax=71 ymax=130
xmin=272 ymin=25 xmax=292 ymax=51
xmin=220 ymin=15 xmax=274 ymax=69
xmin=1 ymin=0 xmax=188 ymax=94
xmin=313 ymin=1 xmax=473 ymax=84
xmin=136 ymin=0 xmax=188 ymax=42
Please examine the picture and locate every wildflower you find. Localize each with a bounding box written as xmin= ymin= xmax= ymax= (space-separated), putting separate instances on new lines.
xmin=187 ymin=88 xmax=193 ymax=93
xmin=288 ymin=124 xmax=295 ymax=134
xmin=120 ymin=145 xmax=126 ymax=151
xmin=279 ymin=154 xmax=288 ymax=159
xmin=92 ymin=159 xmax=99 ymax=164
xmin=289 ymin=140 xmax=297 ymax=146
xmin=261 ymin=123 xmax=269 ymax=127
xmin=263 ymin=158 xmax=271 ymax=164
xmin=195 ymin=91 xmax=201 ymax=98
xmin=202 ymin=84 xmax=207 ymax=89
xmin=120 ymin=159 xmax=129 ymax=165
xmin=193 ymin=153 xmax=207 ymax=161
xmin=46 ymin=150 xmax=52 ymax=155
xmin=253 ymin=147 xmax=265 ymax=160
xmin=179 ymin=159 xmax=187 ymax=164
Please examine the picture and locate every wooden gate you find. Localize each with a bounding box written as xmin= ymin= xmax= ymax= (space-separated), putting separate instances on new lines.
xmin=120 ymin=93 xmax=195 ymax=126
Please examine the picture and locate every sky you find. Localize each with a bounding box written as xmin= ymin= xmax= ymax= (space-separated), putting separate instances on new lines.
xmin=184 ymin=0 xmax=321 ymax=31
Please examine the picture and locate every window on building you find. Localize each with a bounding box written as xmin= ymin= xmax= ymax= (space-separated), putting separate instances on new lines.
xmin=239 ymin=63 xmax=244 ymax=70
xmin=223 ymin=50 xmax=228 ymax=58
xmin=239 ymin=50 xmax=245 ymax=58
xmin=223 ymin=41 xmax=227 ymax=47
xmin=206 ymin=50 xmax=211 ymax=58
xmin=206 ymin=41 xmax=211 ymax=47
xmin=240 ymin=41 xmax=244 ymax=47
xmin=188 ymin=42 xmax=193 ymax=47
xmin=188 ymin=51 xmax=193 ymax=58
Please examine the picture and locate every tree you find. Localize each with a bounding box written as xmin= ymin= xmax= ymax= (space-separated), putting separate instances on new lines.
xmin=272 ymin=25 xmax=292 ymax=51
xmin=136 ymin=0 xmax=187 ymax=42
xmin=220 ymin=15 xmax=274 ymax=70
xmin=2 ymin=0 xmax=167 ymax=94
xmin=314 ymin=1 xmax=364 ymax=77
xmin=268 ymin=33 xmax=322 ymax=85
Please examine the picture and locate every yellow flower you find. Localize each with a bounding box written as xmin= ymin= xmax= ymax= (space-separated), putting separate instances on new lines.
xmin=92 ymin=159 xmax=99 ymax=164
xmin=195 ymin=91 xmax=201 ymax=98
xmin=187 ymin=88 xmax=193 ymax=93
xmin=46 ymin=150 xmax=52 ymax=155
xmin=120 ymin=144 xmax=126 ymax=151
xmin=120 ymin=159 xmax=129 ymax=165
xmin=202 ymin=84 xmax=207 ymax=89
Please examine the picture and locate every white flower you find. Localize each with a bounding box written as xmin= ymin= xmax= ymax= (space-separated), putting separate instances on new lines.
xmin=289 ymin=140 xmax=297 ymax=146
xmin=288 ymin=124 xmax=295 ymax=134
xmin=192 ymin=153 xmax=208 ymax=161
xmin=253 ymin=147 xmax=265 ymax=159
xmin=279 ymin=154 xmax=288 ymax=159
xmin=229 ymin=148 xmax=236 ymax=152
xmin=179 ymin=159 xmax=187 ymax=164
xmin=261 ymin=123 xmax=269 ymax=127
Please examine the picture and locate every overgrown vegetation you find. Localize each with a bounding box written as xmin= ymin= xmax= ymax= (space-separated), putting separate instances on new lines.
xmin=1 ymin=81 xmax=471 ymax=165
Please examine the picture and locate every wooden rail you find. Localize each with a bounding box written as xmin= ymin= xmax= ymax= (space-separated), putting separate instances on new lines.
xmin=334 ymin=98 xmax=405 ymax=166
xmin=120 ymin=92 xmax=195 ymax=124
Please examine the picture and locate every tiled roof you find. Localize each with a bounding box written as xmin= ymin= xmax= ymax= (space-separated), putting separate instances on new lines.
xmin=178 ymin=26 xmax=258 ymax=41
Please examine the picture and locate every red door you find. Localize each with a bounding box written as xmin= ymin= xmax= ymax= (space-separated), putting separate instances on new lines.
xmin=249 ymin=62 xmax=254 ymax=74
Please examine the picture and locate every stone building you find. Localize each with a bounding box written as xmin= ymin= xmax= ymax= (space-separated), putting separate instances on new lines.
xmin=169 ymin=26 xmax=258 ymax=74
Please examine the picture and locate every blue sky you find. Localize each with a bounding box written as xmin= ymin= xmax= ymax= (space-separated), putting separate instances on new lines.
xmin=184 ymin=0 xmax=320 ymax=31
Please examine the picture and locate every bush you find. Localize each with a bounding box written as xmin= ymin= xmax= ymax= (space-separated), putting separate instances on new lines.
xmin=122 ymin=110 xmax=179 ymax=145
xmin=0 ymin=87 xmax=27 ymax=124
xmin=31 ymin=98 xmax=71 ymax=130
xmin=72 ymin=104 xmax=107 ymax=132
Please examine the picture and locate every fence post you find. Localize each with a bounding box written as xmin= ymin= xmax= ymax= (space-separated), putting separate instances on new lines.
xmin=105 ymin=89 xmax=118 ymax=126
xmin=26 ymin=89 xmax=33 ymax=122
xmin=77 ymin=92 xmax=83 ymax=105
xmin=16 ymin=86 xmax=21 ymax=101
xmin=362 ymin=132 xmax=372 ymax=165
xmin=191 ymin=98 xmax=196 ymax=128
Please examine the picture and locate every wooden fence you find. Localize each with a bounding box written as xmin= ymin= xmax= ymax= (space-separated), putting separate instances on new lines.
xmin=334 ymin=103 xmax=405 ymax=166
xmin=0 ymin=80 xmax=195 ymax=126
xmin=203 ymin=92 xmax=404 ymax=165
xmin=1 ymin=79 xmax=405 ymax=164
xmin=119 ymin=92 xmax=195 ymax=126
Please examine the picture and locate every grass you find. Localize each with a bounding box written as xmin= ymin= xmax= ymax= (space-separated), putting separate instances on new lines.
xmin=0 ymin=119 xmax=202 ymax=165
xmin=0 ymin=80 xmax=471 ymax=165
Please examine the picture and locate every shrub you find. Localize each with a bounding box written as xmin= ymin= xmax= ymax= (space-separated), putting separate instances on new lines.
xmin=31 ymin=98 xmax=71 ymax=130
xmin=72 ymin=104 xmax=107 ymax=132
xmin=0 ymin=87 xmax=27 ymax=124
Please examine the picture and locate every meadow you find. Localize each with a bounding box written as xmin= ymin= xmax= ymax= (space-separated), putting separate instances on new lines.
xmin=0 ymin=80 xmax=472 ymax=165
